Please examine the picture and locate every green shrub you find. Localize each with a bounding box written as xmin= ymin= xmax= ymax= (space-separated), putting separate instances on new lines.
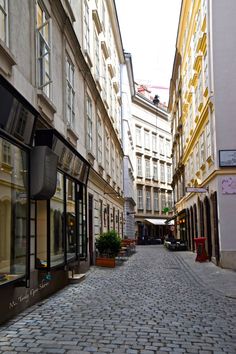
xmin=96 ymin=230 xmax=121 ymax=258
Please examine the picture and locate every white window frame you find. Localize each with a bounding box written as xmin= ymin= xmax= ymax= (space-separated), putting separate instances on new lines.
xmin=83 ymin=0 xmax=90 ymax=54
xmin=146 ymin=190 xmax=151 ymax=211
xmin=136 ymin=126 xmax=141 ymax=147
xmin=66 ymin=56 xmax=75 ymax=128
xmin=0 ymin=0 xmax=8 ymax=44
xmin=152 ymin=134 xmax=157 ymax=152
xmin=137 ymin=189 xmax=143 ymax=210
xmin=86 ymin=94 xmax=93 ymax=152
xmin=94 ymin=27 xmax=100 ymax=78
xmin=36 ymin=1 xmax=52 ymax=98
xmin=206 ymin=121 xmax=211 ymax=159
xmin=153 ymin=160 xmax=158 ymax=181
xmin=167 ymin=165 xmax=172 ymax=184
xmin=160 ymin=162 xmax=165 ymax=182
xmin=105 ymin=131 xmax=110 ymax=173
xmin=137 ymin=156 xmax=142 ymax=177
xmin=154 ymin=191 xmax=159 ymax=211
xmin=97 ymin=115 xmax=103 ymax=165
xmin=144 ymin=130 xmax=150 ymax=150
xmin=145 ymin=159 xmax=151 ymax=179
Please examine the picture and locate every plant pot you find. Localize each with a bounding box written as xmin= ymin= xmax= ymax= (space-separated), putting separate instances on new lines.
xmin=95 ymin=257 xmax=116 ymax=268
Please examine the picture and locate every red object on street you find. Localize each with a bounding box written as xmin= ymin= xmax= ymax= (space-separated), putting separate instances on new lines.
xmin=194 ymin=237 xmax=208 ymax=262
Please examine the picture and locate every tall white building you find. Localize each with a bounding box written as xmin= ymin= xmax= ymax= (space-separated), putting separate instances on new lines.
xmin=131 ymin=87 xmax=173 ymax=244
xmin=0 ymin=0 xmax=124 ymax=323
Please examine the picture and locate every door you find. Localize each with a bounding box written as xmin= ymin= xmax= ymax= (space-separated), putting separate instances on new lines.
xmin=88 ymin=194 xmax=94 ymax=265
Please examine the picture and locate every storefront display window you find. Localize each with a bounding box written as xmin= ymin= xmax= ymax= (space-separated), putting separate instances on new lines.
xmin=66 ymin=178 xmax=76 ymax=261
xmin=50 ymin=172 xmax=65 ymax=267
xmin=36 ymin=200 xmax=47 ymax=268
xmin=0 ymin=137 xmax=28 ymax=285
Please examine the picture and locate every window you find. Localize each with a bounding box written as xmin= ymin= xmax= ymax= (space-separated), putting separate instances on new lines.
xmin=153 ymin=160 xmax=158 ymax=181
xmin=200 ymin=132 xmax=205 ymax=165
xmin=66 ymin=178 xmax=76 ymax=261
xmin=160 ymin=162 xmax=165 ymax=182
xmin=154 ymin=191 xmax=159 ymax=211
xmin=144 ymin=131 xmax=150 ymax=150
xmin=83 ymin=0 xmax=90 ymax=53
xmin=116 ymin=151 xmax=119 ymax=183
xmin=86 ymin=94 xmax=93 ymax=151
xmin=136 ymin=126 xmax=141 ymax=146
xmin=167 ymin=165 xmax=172 ymax=184
xmin=94 ymin=28 xmax=100 ymax=78
xmin=146 ymin=190 xmax=151 ymax=211
xmin=66 ymin=57 xmax=75 ymax=128
xmin=105 ymin=131 xmax=110 ymax=173
xmin=167 ymin=193 xmax=172 ymax=209
xmin=50 ymin=172 xmax=64 ymax=267
xmin=159 ymin=136 xmax=164 ymax=155
xmin=97 ymin=116 xmax=103 ymax=165
xmin=2 ymin=140 xmax=11 ymax=165
xmin=161 ymin=192 xmax=166 ymax=211
xmin=111 ymin=142 xmax=115 ymax=179
xmin=195 ymin=142 xmax=200 ymax=171
xmin=206 ymin=121 xmax=211 ymax=159
xmin=204 ymin=53 xmax=208 ymax=92
xmin=145 ymin=159 xmax=151 ymax=179
xmin=137 ymin=188 xmax=143 ymax=210
xmin=0 ymin=138 xmax=28 ymax=285
xmin=137 ymin=156 xmax=142 ymax=177
xmin=152 ymin=134 xmax=157 ymax=152
xmin=166 ymin=140 xmax=171 ymax=157
xmin=0 ymin=0 xmax=8 ymax=44
xmin=36 ymin=1 xmax=51 ymax=98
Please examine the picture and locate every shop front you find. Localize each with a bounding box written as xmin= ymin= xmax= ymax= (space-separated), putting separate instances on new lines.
xmin=0 ymin=76 xmax=90 ymax=324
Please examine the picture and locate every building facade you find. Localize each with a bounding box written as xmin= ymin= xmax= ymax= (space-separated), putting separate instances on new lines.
xmin=131 ymin=90 xmax=173 ymax=244
xmin=0 ymin=0 xmax=124 ymax=324
xmin=169 ymin=0 xmax=236 ymax=270
xmin=121 ymin=53 xmax=136 ymax=239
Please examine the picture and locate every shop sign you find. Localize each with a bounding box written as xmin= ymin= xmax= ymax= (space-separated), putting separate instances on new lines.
xmin=186 ymin=187 xmax=208 ymax=193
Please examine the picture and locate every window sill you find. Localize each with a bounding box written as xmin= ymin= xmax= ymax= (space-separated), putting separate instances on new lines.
xmin=0 ymin=39 xmax=16 ymax=76
xmin=87 ymin=151 xmax=95 ymax=165
xmin=67 ymin=125 xmax=78 ymax=147
xmin=37 ymin=90 xmax=56 ymax=122
xmin=0 ymin=274 xmax=25 ymax=288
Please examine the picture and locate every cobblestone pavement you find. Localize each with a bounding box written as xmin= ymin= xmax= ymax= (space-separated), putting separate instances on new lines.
xmin=0 ymin=246 xmax=236 ymax=354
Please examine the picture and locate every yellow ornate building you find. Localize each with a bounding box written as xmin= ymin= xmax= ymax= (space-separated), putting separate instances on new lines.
xmin=169 ymin=0 xmax=236 ymax=270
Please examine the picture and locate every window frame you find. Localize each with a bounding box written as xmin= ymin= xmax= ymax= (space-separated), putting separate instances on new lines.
xmin=36 ymin=1 xmax=52 ymax=98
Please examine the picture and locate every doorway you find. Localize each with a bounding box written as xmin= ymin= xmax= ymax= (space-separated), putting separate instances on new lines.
xmin=88 ymin=194 xmax=94 ymax=265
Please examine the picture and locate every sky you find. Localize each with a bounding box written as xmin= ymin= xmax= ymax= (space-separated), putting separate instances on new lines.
xmin=115 ymin=0 xmax=182 ymax=104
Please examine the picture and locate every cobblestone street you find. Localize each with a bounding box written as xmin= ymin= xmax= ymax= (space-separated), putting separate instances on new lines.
xmin=0 ymin=246 xmax=236 ymax=354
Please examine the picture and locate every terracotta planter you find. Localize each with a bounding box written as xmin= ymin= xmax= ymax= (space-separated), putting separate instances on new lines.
xmin=95 ymin=257 xmax=116 ymax=268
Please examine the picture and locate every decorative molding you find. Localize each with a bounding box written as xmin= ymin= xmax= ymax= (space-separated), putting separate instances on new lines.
xmin=0 ymin=40 xmax=16 ymax=76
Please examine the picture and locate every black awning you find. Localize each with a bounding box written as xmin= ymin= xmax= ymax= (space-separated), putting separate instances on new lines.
xmin=35 ymin=129 xmax=90 ymax=185
xmin=0 ymin=74 xmax=38 ymax=146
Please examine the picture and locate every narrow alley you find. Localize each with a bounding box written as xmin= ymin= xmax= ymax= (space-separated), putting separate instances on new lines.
xmin=0 ymin=246 xmax=236 ymax=354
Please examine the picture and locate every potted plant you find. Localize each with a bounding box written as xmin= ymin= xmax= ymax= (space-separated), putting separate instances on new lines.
xmin=95 ymin=230 xmax=121 ymax=267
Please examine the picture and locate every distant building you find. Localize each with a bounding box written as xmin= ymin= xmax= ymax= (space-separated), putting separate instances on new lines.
xmin=131 ymin=84 xmax=173 ymax=244
xmin=169 ymin=0 xmax=236 ymax=270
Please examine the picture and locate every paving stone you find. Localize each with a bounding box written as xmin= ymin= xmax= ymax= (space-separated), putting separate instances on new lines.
xmin=0 ymin=246 xmax=235 ymax=353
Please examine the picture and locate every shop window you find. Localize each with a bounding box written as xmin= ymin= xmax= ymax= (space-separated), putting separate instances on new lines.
xmin=78 ymin=184 xmax=87 ymax=258
xmin=66 ymin=178 xmax=76 ymax=261
xmin=0 ymin=138 xmax=28 ymax=285
xmin=50 ymin=172 xmax=64 ymax=267
xmin=36 ymin=173 xmax=87 ymax=268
